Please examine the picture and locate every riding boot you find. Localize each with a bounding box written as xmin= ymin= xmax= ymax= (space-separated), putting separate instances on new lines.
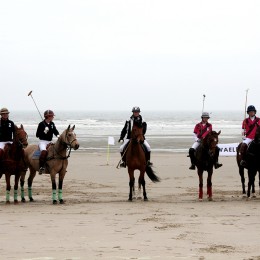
xmin=239 ymin=143 xmax=248 ymax=167
xmin=214 ymin=147 xmax=223 ymax=169
xmin=39 ymin=150 xmax=48 ymax=174
xmin=120 ymin=152 xmax=126 ymax=168
xmin=146 ymin=151 xmax=153 ymax=166
xmin=189 ymin=148 xmax=196 ymax=170
xmin=0 ymin=148 xmax=3 ymax=172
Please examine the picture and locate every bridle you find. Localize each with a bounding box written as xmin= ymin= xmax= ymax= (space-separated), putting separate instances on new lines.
xmin=15 ymin=129 xmax=28 ymax=148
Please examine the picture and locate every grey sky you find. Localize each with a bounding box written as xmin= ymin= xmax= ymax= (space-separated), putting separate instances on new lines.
xmin=0 ymin=0 xmax=259 ymax=112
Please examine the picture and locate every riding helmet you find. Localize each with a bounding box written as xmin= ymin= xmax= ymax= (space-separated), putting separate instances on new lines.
xmin=132 ymin=106 xmax=141 ymax=113
xmin=247 ymin=105 xmax=257 ymax=113
xmin=44 ymin=110 xmax=55 ymax=118
xmin=0 ymin=107 xmax=10 ymax=114
xmin=201 ymin=112 xmax=210 ymax=118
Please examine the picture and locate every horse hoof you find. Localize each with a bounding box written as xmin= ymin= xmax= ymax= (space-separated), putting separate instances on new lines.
xmin=53 ymin=200 xmax=57 ymax=205
xmin=21 ymin=198 xmax=26 ymax=203
xmin=29 ymin=197 xmax=34 ymax=202
xmin=144 ymin=198 xmax=148 ymax=201
xmin=128 ymin=198 xmax=133 ymax=202
xmin=198 ymin=198 xmax=203 ymax=202
xmin=208 ymin=197 xmax=213 ymax=201
xmin=5 ymin=201 xmax=10 ymax=204
xmin=59 ymin=199 xmax=65 ymax=204
xmin=252 ymin=193 xmax=256 ymax=198
xmin=14 ymin=200 xmax=19 ymax=204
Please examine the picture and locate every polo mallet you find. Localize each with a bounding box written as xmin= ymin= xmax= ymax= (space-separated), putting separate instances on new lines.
xmin=28 ymin=90 xmax=44 ymax=121
xmin=116 ymin=140 xmax=131 ymax=169
xmin=243 ymin=89 xmax=249 ymax=136
xmin=202 ymin=94 xmax=206 ymax=113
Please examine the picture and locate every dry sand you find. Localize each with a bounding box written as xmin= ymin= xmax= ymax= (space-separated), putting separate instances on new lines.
xmin=0 ymin=152 xmax=260 ymax=260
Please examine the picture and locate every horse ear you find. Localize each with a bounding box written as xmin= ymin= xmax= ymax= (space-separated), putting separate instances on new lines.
xmin=72 ymin=125 xmax=75 ymax=131
xmin=20 ymin=124 xmax=24 ymax=129
xmin=217 ymin=130 xmax=221 ymax=135
xmin=67 ymin=125 xmax=71 ymax=131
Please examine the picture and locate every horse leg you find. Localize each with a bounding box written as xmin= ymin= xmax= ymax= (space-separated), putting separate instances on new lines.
xmin=27 ymin=169 xmax=36 ymax=202
xmin=58 ymin=174 xmax=65 ymax=204
xmin=14 ymin=173 xmax=20 ymax=204
xmin=247 ymin=168 xmax=255 ymax=198
xmin=51 ymin=174 xmax=57 ymax=204
xmin=239 ymin=166 xmax=246 ymax=195
xmin=139 ymin=172 xmax=147 ymax=201
xmin=198 ymin=169 xmax=203 ymax=200
xmin=128 ymin=169 xmax=134 ymax=201
xmin=207 ymin=170 xmax=213 ymax=201
xmin=5 ymin=174 xmax=11 ymax=204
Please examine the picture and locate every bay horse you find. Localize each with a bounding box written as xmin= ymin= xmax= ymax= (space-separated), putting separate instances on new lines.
xmin=20 ymin=125 xmax=79 ymax=204
xmin=237 ymin=127 xmax=260 ymax=198
xmin=194 ymin=130 xmax=221 ymax=201
xmin=0 ymin=125 xmax=28 ymax=203
xmin=125 ymin=124 xmax=160 ymax=201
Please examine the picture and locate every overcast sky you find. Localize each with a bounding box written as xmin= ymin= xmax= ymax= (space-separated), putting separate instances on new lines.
xmin=0 ymin=0 xmax=259 ymax=112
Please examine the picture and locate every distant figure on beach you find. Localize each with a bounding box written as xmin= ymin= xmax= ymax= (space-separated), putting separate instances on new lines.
xmin=0 ymin=108 xmax=15 ymax=168
xmin=238 ymin=105 xmax=260 ymax=167
xmin=188 ymin=112 xmax=222 ymax=170
xmin=118 ymin=106 xmax=152 ymax=168
xmin=36 ymin=109 xmax=59 ymax=174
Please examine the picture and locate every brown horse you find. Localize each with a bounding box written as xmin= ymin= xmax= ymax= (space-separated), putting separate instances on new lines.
xmin=0 ymin=125 xmax=28 ymax=203
xmin=20 ymin=125 xmax=79 ymax=204
xmin=236 ymin=127 xmax=260 ymax=197
xmin=194 ymin=130 xmax=221 ymax=201
xmin=125 ymin=124 xmax=160 ymax=201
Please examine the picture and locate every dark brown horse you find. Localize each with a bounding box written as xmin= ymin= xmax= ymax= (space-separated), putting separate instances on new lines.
xmin=194 ymin=130 xmax=221 ymax=201
xmin=237 ymin=127 xmax=260 ymax=198
xmin=0 ymin=125 xmax=28 ymax=203
xmin=125 ymin=124 xmax=160 ymax=201
xmin=20 ymin=125 xmax=79 ymax=204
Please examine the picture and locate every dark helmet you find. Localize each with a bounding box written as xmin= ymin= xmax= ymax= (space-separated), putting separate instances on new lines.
xmin=247 ymin=105 xmax=256 ymax=113
xmin=44 ymin=110 xmax=55 ymax=118
xmin=132 ymin=106 xmax=141 ymax=113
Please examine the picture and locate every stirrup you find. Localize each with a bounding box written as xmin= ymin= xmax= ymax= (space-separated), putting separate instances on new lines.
xmin=120 ymin=162 xmax=126 ymax=168
xmin=39 ymin=167 xmax=45 ymax=175
xmin=189 ymin=164 xmax=196 ymax=170
xmin=214 ymin=162 xmax=223 ymax=169
xmin=240 ymin=160 xmax=247 ymax=167
xmin=147 ymin=160 xmax=153 ymax=166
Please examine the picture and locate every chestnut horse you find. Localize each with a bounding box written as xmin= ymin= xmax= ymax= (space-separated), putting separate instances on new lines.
xmin=20 ymin=125 xmax=79 ymax=204
xmin=125 ymin=124 xmax=160 ymax=201
xmin=0 ymin=125 xmax=28 ymax=203
xmin=194 ymin=130 xmax=221 ymax=201
xmin=237 ymin=127 xmax=260 ymax=197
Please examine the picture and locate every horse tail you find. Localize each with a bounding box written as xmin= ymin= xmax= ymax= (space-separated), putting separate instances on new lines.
xmin=145 ymin=165 xmax=160 ymax=183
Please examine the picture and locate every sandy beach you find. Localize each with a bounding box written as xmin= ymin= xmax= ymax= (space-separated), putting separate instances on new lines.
xmin=0 ymin=152 xmax=260 ymax=260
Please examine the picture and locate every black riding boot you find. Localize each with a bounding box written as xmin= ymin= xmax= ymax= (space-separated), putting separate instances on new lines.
xmin=214 ymin=147 xmax=223 ymax=169
xmin=239 ymin=143 xmax=248 ymax=167
xmin=39 ymin=150 xmax=48 ymax=174
xmin=120 ymin=152 xmax=126 ymax=168
xmin=189 ymin=148 xmax=196 ymax=170
xmin=146 ymin=151 xmax=153 ymax=166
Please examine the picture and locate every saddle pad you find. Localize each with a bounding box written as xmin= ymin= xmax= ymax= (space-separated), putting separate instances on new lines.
xmin=32 ymin=150 xmax=41 ymax=160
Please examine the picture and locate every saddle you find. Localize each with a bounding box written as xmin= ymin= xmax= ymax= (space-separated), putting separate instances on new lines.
xmin=32 ymin=143 xmax=53 ymax=160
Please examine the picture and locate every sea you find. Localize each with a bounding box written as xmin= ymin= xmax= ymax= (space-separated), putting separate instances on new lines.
xmin=11 ymin=110 xmax=243 ymax=153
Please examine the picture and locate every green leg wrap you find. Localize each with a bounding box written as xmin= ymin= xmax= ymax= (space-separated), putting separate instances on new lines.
xmin=58 ymin=189 xmax=63 ymax=201
xmin=28 ymin=187 xmax=32 ymax=198
xmin=14 ymin=190 xmax=18 ymax=201
xmin=6 ymin=190 xmax=10 ymax=202
xmin=21 ymin=187 xmax=25 ymax=199
xmin=52 ymin=190 xmax=57 ymax=201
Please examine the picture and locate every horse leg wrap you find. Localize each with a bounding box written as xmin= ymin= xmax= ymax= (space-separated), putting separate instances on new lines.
xmin=52 ymin=189 xmax=57 ymax=201
xmin=14 ymin=189 xmax=18 ymax=201
xmin=6 ymin=190 xmax=10 ymax=202
xmin=58 ymin=189 xmax=63 ymax=201
xmin=21 ymin=187 xmax=25 ymax=200
xmin=207 ymin=186 xmax=212 ymax=197
xmin=28 ymin=187 xmax=32 ymax=199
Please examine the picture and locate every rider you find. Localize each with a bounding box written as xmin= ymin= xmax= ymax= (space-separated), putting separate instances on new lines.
xmin=239 ymin=105 xmax=260 ymax=167
xmin=188 ymin=111 xmax=222 ymax=170
xmin=118 ymin=106 xmax=152 ymax=168
xmin=36 ymin=110 xmax=59 ymax=174
xmin=0 ymin=108 xmax=15 ymax=169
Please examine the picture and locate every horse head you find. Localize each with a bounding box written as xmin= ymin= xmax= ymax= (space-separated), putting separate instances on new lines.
xmin=14 ymin=124 xmax=28 ymax=148
xmin=203 ymin=130 xmax=221 ymax=157
xmin=59 ymin=125 xmax=79 ymax=150
xmin=131 ymin=124 xmax=144 ymax=144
